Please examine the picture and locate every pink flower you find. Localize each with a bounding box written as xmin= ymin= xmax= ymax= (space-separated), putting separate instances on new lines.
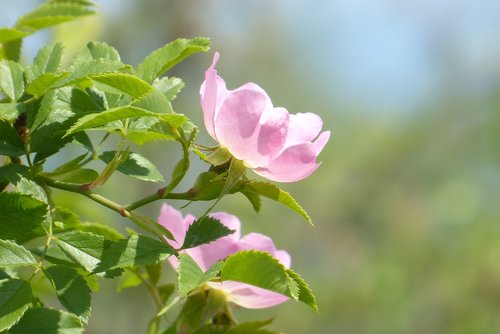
xmin=200 ymin=52 xmax=330 ymax=183
xmin=158 ymin=204 xmax=291 ymax=309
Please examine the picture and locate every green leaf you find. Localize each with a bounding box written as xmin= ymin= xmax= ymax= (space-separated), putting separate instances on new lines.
xmin=220 ymin=250 xmax=301 ymax=304
xmin=181 ymin=217 xmax=234 ymax=250
xmin=0 ymin=39 xmax=23 ymax=62
xmin=187 ymin=172 xmax=225 ymax=201
xmin=0 ymin=279 xmax=32 ymax=332
xmin=55 ymin=59 xmax=127 ymax=88
xmin=0 ymin=60 xmax=24 ymax=101
xmin=153 ymin=77 xmax=185 ymax=102
xmin=74 ymin=223 xmax=123 ymax=242
xmin=64 ymin=106 xmax=180 ymax=136
xmin=128 ymin=212 xmax=175 ymax=241
xmin=72 ymin=41 xmax=120 ymax=65
xmin=244 ymin=181 xmax=313 ymax=225
xmin=286 ymin=269 xmax=317 ymax=311
xmin=136 ymin=37 xmax=210 ymax=83
xmin=25 ymin=72 xmax=68 ymax=97
xmin=177 ymin=254 xmax=223 ymax=297
xmin=26 ymin=43 xmax=64 ymax=83
xmin=16 ymin=2 xmax=95 ymax=30
xmin=45 ymin=168 xmax=98 ymax=184
xmin=116 ymin=270 xmax=144 ymax=292
xmin=0 ymin=28 xmax=30 ymax=43
xmin=227 ymin=319 xmax=276 ymax=334
xmin=0 ymin=103 xmax=22 ymax=122
xmin=146 ymin=262 xmax=162 ymax=285
xmin=94 ymin=235 xmax=175 ymax=273
xmin=55 ymin=231 xmax=106 ymax=272
xmin=126 ymin=129 xmax=176 ymax=145
xmin=206 ymin=147 xmax=232 ymax=166
xmin=0 ymin=164 xmax=30 ymax=184
xmin=0 ymin=240 xmax=36 ymax=268
xmin=91 ymin=72 xmax=153 ymax=98
xmin=44 ymin=266 xmax=91 ymax=322
xmin=8 ymin=307 xmax=83 ymax=334
xmin=28 ymin=90 xmax=56 ymax=131
xmin=0 ymin=120 xmax=24 ymax=157
xmin=0 ymin=192 xmax=47 ymax=241
xmin=99 ymin=151 xmax=164 ymax=182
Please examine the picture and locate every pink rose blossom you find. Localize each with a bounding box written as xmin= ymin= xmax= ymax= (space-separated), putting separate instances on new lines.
xmin=200 ymin=52 xmax=330 ymax=183
xmin=158 ymin=204 xmax=291 ymax=309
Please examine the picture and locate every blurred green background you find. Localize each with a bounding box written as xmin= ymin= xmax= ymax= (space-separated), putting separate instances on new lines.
xmin=3 ymin=0 xmax=500 ymax=333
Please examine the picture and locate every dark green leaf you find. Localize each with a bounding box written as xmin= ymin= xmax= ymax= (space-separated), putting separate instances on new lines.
xmin=0 ymin=60 xmax=24 ymax=101
xmin=0 ymin=240 xmax=36 ymax=267
xmin=181 ymin=217 xmax=234 ymax=250
xmin=100 ymin=151 xmax=164 ymax=182
xmin=94 ymin=235 xmax=175 ymax=273
xmin=0 ymin=164 xmax=30 ymax=184
xmin=187 ymin=172 xmax=225 ymax=201
xmin=0 ymin=192 xmax=47 ymax=241
xmin=146 ymin=262 xmax=162 ymax=285
xmin=0 ymin=39 xmax=23 ymax=62
xmin=243 ymin=181 xmax=312 ymax=225
xmin=8 ymin=307 xmax=83 ymax=334
xmin=55 ymin=231 xmax=106 ymax=272
xmin=136 ymin=37 xmax=210 ymax=83
xmin=44 ymin=266 xmax=91 ymax=322
xmin=0 ymin=279 xmax=32 ymax=332
xmin=0 ymin=120 xmax=24 ymax=157
xmin=28 ymin=90 xmax=56 ymax=131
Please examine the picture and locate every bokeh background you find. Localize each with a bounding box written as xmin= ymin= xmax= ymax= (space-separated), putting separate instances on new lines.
xmin=2 ymin=0 xmax=500 ymax=333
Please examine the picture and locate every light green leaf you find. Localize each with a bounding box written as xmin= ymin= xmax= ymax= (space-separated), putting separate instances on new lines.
xmin=220 ymin=250 xmax=303 ymax=304
xmin=26 ymin=43 xmax=64 ymax=83
xmin=25 ymin=72 xmax=68 ymax=97
xmin=28 ymin=90 xmax=56 ymax=131
xmin=0 ymin=240 xmax=36 ymax=268
xmin=55 ymin=59 xmax=127 ymax=88
xmin=136 ymin=37 xmax=210 ymax=83
xmin=74 ymin=222 xmax=123 ymax=242
xmin=55 ymin=231 xmax=106 ymax=272
xmin=72 ymin=41 xmax=120 ymax=65
xmin=244 ymin=181 xmax=312 ymax=225
xmin=47 ymin=168 xmax=98 ymax=183
xmin=0 ymin=120 xmax=24 ymax=157
xmin=94 ymin=235 xmax=175 ymax=273
xmin=153 ymin=77 xmax=185 ymax=102
xmin=181 ymin=217 xmax=234 ymax=250
xmin=0 ymin=103 xmax=22 ymax=122
xmin=0 ymin=279 xmax=32 ymax=332
xmin=126 ymin=129 xmax=176 ymax=145
xmin=286 ymin=269 xmax=317 ymax=311
xmin=44 ymin=266 xmax=91 ymax=322
xmin=99 ymin=151 xmax=164 ymax=182
xmin=177 ymin=254 xmax=223 ymax=297
xmin=0 ymin=192 xmax=47 ymax=241
xmin=0 ymin=60 xmax=24 ymax=101
xmin=0 ymin=28 xmax=31 ymax=43
xmin=8 ymin=307 xmax=83 ymax=334
xmin=116 ymin=270 xmax=144 ymax=292
xmin=16 ymin=2 xmax=95 ymax=30
xmin=91 ymin=72 xmax=153 ymax=98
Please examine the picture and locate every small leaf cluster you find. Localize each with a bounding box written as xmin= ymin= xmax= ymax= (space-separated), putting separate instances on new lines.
xmin=0 ymin=1 xmax=318 ymax=333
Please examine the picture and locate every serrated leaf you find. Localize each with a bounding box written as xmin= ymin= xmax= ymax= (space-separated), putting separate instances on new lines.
xmin=0 ymin=192 xmax=47 ymax=241
xmin=75 ymin=222 xmax=123 ymax=242
xmin=0 ymin=164 xmax=30 ymax=184
xmin=286 ymin=269 xmax=317 ymax=311
xmin=26 ymin=72 xmax=69 ymax=97
xmin=100 ymin=151 xmax=164 ymax=182
xmin=0 ymin=120 xmax=24 ymax=157
xmin=28 ymin=90 xmax=56 ymax=131
xmin=0 ymin=279 xmax=32 ymax=332
xmin=0 ymin=60 xmax=24 ymax=101
xmin=91 ymin=72 xmax=153 ymax=98
xmin=136 ymin=37 xmax=210 ymax=83
xmin=16 ymin=2 xmax=95 ymax=30
xmin=178 ymin=254 xmax=223 ymax=297
xmin=55 ymin=59 xmax=127 ymax=88
xmin=220 ymin=250 xmax=302 ymax=305
xmin=0 ymin=28 xmax=30 ymax=43
xmin=0 ymin=240 xmax=36 ymax=268
xmin=11 ymin=176 xmax=48 ymax=204
xmin=26 ymin=43 xmax=64 ymax=83
xmin=181 ymin=217 xmax=234 ymax=250
xmin=55 ymin=231 xmax=106 ymax=272
xmin=153 ymin=77 xmax=185 ymax=102
xmin=244 ymin=181 xmax=312 ymax=225
xmin=72 ymin=41 xmax=120 ymax=65
xmin=0 ymin=103 xmax=22 ymax=122
xmin=126 ymin=129 xmax=176 ymax=145
xmin=44 ymin=266 xmax=91 ymax=322
xmin=94 ymin=235 xmax=175 ymax=273
xmin=8 ymin=307 xmax=83 ymax=334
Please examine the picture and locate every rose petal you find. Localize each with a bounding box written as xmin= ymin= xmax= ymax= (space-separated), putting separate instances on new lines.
xmin=313 ymin=130 xmax=331 ymax=155
xmin=214 ymin=83 xmax=274 ymax=167
xmin=184 ymin=237 xmax=239 ymax=271
xmin=158 ymin=204 xmax=195 ymax=249
xmin=273 ymin=250 xmax=292 ymax=269
xmin=285 ymin=112 xmax=324 ymax=148
xmin=208 ymin=281 xmax=288 ymax=309
xmin=238 ymin=233 xmax=277 ymax=253
xmin=257 ymin=107 xmax=289 ymax=162
xmin=254 ymin=143 xmax=319 ymax=182
xmin=200 ymin=52 xmax=229 ymax=139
